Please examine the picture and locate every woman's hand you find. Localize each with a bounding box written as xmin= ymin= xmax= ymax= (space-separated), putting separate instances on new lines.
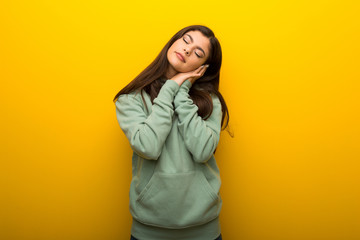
xmin=170 ymin=64 xmax=209 ymax=86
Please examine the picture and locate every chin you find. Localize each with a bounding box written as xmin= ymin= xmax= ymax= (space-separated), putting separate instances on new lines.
xmin=169 ymin=61 xmax=186 ymax=73
xmin=175 ymin=67 xmax=189 ymax=73
xmin=172 ymin=62 xmax=196 ymax=73
xmin=167 ymin=55 xmax=196 ymax=72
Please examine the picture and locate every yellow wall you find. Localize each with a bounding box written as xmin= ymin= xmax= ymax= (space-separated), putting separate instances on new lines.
xmin=1 ymin=0 xmax=359 ymax=239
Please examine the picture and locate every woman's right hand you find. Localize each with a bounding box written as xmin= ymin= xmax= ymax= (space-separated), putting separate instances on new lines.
xmin=170 ymin=64 xmax=209 ymax=86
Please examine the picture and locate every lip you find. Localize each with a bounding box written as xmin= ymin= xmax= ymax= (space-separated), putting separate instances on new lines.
xmin=175 ymin=52 xmax=185 ymax=63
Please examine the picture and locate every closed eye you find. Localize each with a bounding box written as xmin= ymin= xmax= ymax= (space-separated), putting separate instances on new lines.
xmin=183 ymin=37 xmax=201 ymax=58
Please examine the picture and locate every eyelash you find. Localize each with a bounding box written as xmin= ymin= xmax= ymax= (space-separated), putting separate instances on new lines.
xmin=183 ymin=37 xmax=201 ymax=58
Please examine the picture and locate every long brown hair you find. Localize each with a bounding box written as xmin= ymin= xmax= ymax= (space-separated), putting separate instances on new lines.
xmin=113 ymin=25 xmax=230 ymax=131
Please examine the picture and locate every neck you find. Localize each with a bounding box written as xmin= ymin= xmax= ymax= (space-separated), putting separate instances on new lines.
xmin=165 ymin=65 xmax=178 ymax=79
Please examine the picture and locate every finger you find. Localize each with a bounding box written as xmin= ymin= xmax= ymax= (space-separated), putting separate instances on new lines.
xmin=192 ymin=67 xmax=206 ymax=78
xmin=190 ymin=65 xmax=207 ymax=79
xmin=200 ymin=64 xmax=209 ymax=72
xmin=195 ymin=65 xmax=205 ymax=73
xmin=199 ymin=65 xmax=208 ymax=75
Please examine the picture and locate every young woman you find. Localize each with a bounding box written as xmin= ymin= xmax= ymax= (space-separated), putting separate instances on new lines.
xmin=113 ymin=25 xmax=229 ymax=240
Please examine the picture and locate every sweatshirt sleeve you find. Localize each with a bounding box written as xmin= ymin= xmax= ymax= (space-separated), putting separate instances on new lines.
xmin=115 ymin=80 xmax=180 ymax=160
xmin=173 ymin=80 xmax=222 ymax=163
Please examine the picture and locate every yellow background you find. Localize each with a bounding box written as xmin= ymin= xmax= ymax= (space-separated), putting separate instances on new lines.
xmin=1 ymin=0 xmax=359 ymax=239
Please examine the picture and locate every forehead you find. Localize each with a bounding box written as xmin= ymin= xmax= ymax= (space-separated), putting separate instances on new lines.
xmin=183 ymin=30 xmax=211 ymax=54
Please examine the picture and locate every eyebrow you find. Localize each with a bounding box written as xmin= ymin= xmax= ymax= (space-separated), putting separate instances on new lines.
xmin=185 ymin=33 xmax=206 ymax=56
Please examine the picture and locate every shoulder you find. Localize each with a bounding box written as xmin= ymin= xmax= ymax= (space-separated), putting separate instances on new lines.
xmin=116 ymin=90 xmax=148 ymax=103
xmin=209 ymin=94 xmax=222 ymax=113
xmin=115 ymin=90 xmax=150 ymax=113
xmin=210 ymin=94 xmax=220 ymax=102
xmin=208 ymin=93 xmax=220 ymax=105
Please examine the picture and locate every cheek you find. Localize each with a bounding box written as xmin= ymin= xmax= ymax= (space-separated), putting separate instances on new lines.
xmin=183 ymin=65 xmax=200 ymax=72
xmin=177 ymin=59 xmax=204 ymax=72
xmin=188 ymin=58 xmax=205 ymax=69
xmin=170 ymin=40 xmax=182 ymax=50
xmin=174 ymin=65 xmax=193 ymax=73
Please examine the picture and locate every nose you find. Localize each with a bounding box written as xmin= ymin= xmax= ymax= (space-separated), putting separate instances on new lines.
xmin=183 ymin=48 xmax=190 ymax=55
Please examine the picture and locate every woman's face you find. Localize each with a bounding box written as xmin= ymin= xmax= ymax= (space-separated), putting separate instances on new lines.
xmin=167 ymin=30 xmax=211 ymax=73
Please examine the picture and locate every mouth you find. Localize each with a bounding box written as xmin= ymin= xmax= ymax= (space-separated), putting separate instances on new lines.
xmin=175 ymin=51 xmax=185 ymax=63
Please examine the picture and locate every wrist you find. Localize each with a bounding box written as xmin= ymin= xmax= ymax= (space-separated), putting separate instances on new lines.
xmin=171 ymin=77 xmax=185 ymax=86
xmin=183 ymin=79 xmax=193 ymax=88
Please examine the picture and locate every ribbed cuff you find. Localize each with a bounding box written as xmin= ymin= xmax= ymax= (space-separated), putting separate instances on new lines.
xmin=180 ymin=79 xmax=192 ymax=91
xmin=165 ymin=79 xmax=181 ymax=92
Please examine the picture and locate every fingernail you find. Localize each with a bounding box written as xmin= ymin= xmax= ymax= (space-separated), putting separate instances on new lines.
xmin=205 ymin=64 xmax=209 ymax=67
xmin=201 ymin=65 xmax=205 ymax=68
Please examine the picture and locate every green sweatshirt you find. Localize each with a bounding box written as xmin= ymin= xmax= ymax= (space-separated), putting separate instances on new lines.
xmin=115 ymin=79 xmax=223 ymax=240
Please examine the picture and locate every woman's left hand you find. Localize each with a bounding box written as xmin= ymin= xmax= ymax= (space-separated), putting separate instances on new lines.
xmin=188 ymin=64 xmax=209 ymax=84
xmin=170 ymin=64 xmax=209 ymax=86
